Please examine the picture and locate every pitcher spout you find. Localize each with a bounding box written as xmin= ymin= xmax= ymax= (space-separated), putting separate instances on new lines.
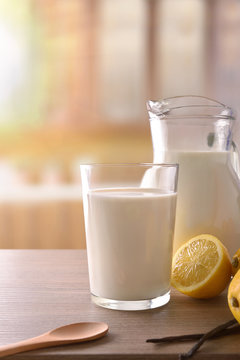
xmin=147 ymin=95 xmax=235 ymax=120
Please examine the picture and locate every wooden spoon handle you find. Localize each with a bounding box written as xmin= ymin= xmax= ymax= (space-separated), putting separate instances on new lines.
xmin=0 ymin=322 xmax=108 ymax=357
xmin=0 ymin=336 xmax=58 ymax=358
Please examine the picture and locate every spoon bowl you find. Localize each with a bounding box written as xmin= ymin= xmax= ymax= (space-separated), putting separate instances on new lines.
xmin=49 ymin=322 xmax=108 ymax=341
xmin=0 ymin=322 xmax=108 ymax=358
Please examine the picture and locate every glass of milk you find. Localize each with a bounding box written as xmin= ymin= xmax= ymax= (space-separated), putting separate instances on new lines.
xmin=80 ymin=163 xmax=178 ymax=311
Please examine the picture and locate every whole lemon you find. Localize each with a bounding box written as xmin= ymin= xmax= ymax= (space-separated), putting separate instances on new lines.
xmin=231 ymin=248 xmax=240 ymax=276
xmin=228 ymin=269 xmax=240 ymax=323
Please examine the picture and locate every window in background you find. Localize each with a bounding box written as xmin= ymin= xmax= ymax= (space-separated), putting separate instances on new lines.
xmin=208 ymin=0 xmax=240 ymax=115
xmin=34 ymin=0 xmax=97 ymax=129
xmin=156 ymin=0 xmax=206 ymax=97
xmin=0 ymin=0 xmax=47 ymax=129
xmin=98 ymin=0 xmax=147 ymax=123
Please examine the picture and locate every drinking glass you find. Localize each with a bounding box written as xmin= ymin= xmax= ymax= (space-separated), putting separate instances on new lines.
xmin=81 ymin=163 xmax=178 ymax=311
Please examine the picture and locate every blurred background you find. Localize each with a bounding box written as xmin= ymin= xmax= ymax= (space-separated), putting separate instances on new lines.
xmin=0 ymin=0 xmax=239 ymax=248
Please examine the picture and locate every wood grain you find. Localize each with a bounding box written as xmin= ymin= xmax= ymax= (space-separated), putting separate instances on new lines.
xmin=0 ymin=250 xmax=239 ymax=359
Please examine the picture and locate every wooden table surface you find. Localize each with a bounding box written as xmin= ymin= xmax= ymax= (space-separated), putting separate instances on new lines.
xmin=0 ymin=250 xmax=239 ymax=360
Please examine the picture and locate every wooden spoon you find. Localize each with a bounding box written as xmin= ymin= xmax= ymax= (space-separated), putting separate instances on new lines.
xmin=0 ymin=322 xmax=108 ymax=358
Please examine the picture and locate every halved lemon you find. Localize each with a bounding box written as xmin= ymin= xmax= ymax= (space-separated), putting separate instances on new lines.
xmin=171 ymin=234 xmax=232 ymax=299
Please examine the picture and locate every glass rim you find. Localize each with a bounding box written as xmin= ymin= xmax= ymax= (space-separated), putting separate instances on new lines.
xmin=149 ymin=95 xmax=227 ymax=105
xmin=148 ymin=114 xmax=235 ymax=121
xmin=80 ymin=162 xmax=179 ymax=168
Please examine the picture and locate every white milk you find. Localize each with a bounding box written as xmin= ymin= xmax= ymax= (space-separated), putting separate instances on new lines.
xmin=85 ymin=188 xmax=177 ymax=301
xmin=156 ymin=151 xmax=240 ymax=255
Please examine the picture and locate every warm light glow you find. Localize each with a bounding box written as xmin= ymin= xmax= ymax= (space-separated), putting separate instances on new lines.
xmin=0 ymin=22 xmax=27 ymax=108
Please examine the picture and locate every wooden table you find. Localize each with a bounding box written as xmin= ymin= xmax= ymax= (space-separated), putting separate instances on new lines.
xmin=0 ymin=250 xmax=239 ymax=359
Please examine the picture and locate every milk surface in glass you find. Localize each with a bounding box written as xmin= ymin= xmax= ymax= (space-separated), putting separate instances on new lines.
xmin=86 ymin=188 xmax=177 ymax=301
xmin=155 ymin=150 xmax=240 ymax=254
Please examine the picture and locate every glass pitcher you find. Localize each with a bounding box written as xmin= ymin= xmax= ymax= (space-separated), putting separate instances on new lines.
xmin=147 ymin=95 xmax=240 ymax=256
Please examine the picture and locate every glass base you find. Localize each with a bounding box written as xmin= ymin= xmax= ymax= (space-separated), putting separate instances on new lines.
xmin=91 ymin=291 xmax=170 ymax=311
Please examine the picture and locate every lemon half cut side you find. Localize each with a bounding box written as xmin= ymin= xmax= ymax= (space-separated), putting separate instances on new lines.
xmin=171 ymin=234 xmax=232 ymax=299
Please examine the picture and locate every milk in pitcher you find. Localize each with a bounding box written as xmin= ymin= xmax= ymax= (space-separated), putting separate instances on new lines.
xmin=157 ymin=150 xmax=240 ymax=254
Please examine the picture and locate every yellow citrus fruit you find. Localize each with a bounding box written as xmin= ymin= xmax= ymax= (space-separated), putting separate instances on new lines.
xmin=171 ymin=234 xmax=232 ymax=299
xmin=228 ymin=269 xmax=240 ymax=323
xmin=231 ymin=248 xmax=240 ymax=276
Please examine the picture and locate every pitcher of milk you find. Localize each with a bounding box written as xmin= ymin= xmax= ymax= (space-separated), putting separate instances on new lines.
xmin=147 ymin=95 xmax=240 ymax=255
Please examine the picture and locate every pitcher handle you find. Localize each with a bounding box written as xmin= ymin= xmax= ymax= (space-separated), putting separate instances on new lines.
xmin=231 ymin=141 xmax=240 ymax=179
